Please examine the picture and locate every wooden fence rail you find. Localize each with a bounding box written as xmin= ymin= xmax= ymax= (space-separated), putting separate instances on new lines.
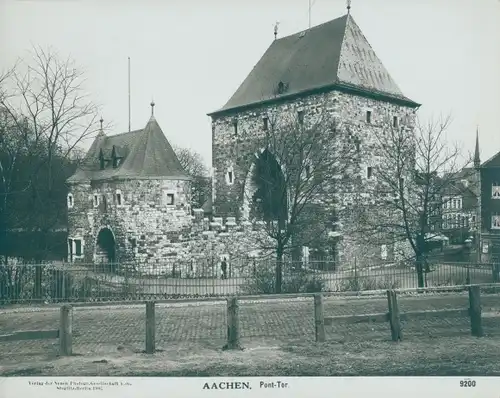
xmin=0 ymin=304 xmax=73 ymax=356
xmin=316 ymin=285 xmax=485 ymax=342
xmin=0 ymin=284 xmax=494 ymax=356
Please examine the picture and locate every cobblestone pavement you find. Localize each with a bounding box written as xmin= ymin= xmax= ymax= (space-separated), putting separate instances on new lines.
xmin=1 ymin=293 xmax=499 ymax=365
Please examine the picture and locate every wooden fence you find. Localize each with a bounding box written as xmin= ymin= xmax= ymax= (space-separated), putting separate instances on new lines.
xmin=0 ymin=284 xmax=497 ymax=355
xmin=0 ymin=304 xmax=73 ymax=355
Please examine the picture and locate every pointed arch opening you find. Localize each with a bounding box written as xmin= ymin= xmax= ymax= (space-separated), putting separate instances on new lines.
xmin=243 ymin=149 xmax=288 ymax=228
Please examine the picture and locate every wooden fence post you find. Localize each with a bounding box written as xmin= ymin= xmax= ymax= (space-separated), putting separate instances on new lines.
xmin=145 ymin=301 xmax=156 ymax=354
xmin=386 ymin=290 xmax=402 ymax=342
xmin=314 ymin=294 xmax=325 ymax=343
xmin=59 ymin=304 xmax=73 ymax=356
xmin=223 ymin=296 xmax=242 ymax=350
xmin=468 ymin=285 xmax=483 ymax=337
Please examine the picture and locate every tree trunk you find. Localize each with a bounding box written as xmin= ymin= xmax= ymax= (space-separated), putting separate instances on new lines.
xmin=415 ymin=255 xmax=425 ymax=288
xmin=275 ymin=246 xmax=284 ymax=294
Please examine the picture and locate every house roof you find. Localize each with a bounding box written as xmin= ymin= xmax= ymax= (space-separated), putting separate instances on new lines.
xmin=209 ymin=14 xmax=419 ymax=116
xmin=481 ymin=151 xmax=500 ymax=168
xmin=67 ymin=115 xmax=190 ymax=183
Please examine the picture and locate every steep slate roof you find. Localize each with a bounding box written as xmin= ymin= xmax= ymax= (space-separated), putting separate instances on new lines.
xmin=481 ymin=151 xmax=500 ymax=168
xmin=67 ymin=116 xmax=190 ymax=183
xmin=209 ymin=14 xmax=419 ymax=116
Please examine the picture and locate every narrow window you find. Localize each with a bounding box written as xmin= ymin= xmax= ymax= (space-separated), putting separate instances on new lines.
xmin=68 ymin=239 xmax=73 ymax=256
xmin=233 ymin=120 xmax=238 ymax=135
xmin=355 ymin=139 xmax=361 ymax=153
xmin=99 ymin=149 xmax=105 ymax=170
xmin=115 ymin=189 xmax=123 ymax=206
xmin=93 ymin=194 xmax=99 ymax=207
xmin=166 ymin=193 xmax=175 ymax=205
xmin=297 ymin=110 xmax=304 ymax=125
xmin=226 ymin=167 xmax=234 ymax=185
xmin=366 ymin=110 xmax=372 ymax=123
xmin=367 ymin=167 xmax=373 ymax=179
xmin=399 ymin=177 xmax=404 ymax=189
xmin=263 ymin=117 xmax=268 ymax=131
xmin=131 ymin=238 xmax=137 ymax=249
xmin=102 ymin=195 xmax=107 ymax=211
xmin=393 ymin=116 xmax=399 ymax=128
xmin=74 ymin=239 xmax=82 ymax=256
xmin=67 ymin=193 xmax=74 ymax=208
xmin=305 ymin=165 xmax=311 ymax=179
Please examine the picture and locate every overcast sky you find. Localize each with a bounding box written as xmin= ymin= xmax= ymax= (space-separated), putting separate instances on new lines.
xmin=1 ymin=0 xmax=499 ymax=167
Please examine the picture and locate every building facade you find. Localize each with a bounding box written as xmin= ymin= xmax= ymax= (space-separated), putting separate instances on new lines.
xmin=479 ymin=150 xmax=500 ymax=263
xmin=66 ymin=108 xmax=193 ymax=266
xmin=209 ymin=13 xmax=420 ymax=265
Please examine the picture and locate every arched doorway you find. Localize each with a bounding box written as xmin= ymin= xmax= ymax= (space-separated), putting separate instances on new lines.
xmin=247 ymin=149 xmax=288 ymax=228
xmin=96 ymin=227 xmax=116 ymax=268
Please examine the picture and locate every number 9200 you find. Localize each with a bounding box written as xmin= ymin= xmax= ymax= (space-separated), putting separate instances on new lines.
xmin=459 ymin=380 xmax=476 ymax=387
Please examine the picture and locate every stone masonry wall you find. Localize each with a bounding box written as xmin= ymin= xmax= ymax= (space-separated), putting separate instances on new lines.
xmin=211 ymin=90 xmax=417 ymax=267
xmin=67 ymin=178 xmax=192 ymax=265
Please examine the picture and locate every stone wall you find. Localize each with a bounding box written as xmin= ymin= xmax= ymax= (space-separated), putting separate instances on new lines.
xmin=67 ymin=178 xmax=192 ymax=265
xmin=211 ymin=89 xmax=417 ymax=267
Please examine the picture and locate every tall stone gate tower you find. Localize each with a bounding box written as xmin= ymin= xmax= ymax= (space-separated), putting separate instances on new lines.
xmin=208 ymin=13 xmax=420 ymax=264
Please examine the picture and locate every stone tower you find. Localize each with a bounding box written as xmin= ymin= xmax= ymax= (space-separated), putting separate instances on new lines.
xmin=208 ymin=13 xmax=420 ymax=264
xmin=66 ymin=105 xmax=192 ymax=267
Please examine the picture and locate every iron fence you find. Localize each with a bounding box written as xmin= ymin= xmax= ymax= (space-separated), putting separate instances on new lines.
xmin=1 ymin=259 xmax=499 ymax=305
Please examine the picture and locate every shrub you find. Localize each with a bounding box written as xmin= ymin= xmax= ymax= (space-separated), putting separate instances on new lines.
xmin=241 ymin=264 xmax=325 ymax=294
xmin=337 ymin=276 xmax=400 ymax=292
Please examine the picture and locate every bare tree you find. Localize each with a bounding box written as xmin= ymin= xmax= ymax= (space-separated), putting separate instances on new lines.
xmin=173 ymin=146 xmax=211 ymax=209
xmin=244 ymin=107 xmax=357 ymax=293
xmin=355 ymin=114 xmax=475 ymax=287
xmin=0 ymin=46 xmax=101 ymax=298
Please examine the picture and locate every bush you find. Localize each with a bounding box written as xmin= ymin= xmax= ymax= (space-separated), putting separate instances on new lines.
xmin=337 ymin=276 xmax=400 ymax=292
xmin=241 ymin=264 xmax=325 ymax=294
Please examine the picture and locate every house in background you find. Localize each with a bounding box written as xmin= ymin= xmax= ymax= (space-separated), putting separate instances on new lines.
xmin=479 ymin=147 xmax=500 ymax=263
xmin=439 ymin=132 xmax=481 ymax=244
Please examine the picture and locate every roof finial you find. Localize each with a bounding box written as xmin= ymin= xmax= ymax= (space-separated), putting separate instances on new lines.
xmin=474 ymin=126 xmax=480 ymax=169
xmin=347 ymin=0 xmax=351 ymax=14
xmin=150 ymin=100 xmax=155 ymax=116
xmin=274 ymin=21 xmax=280 ymax=40
xmin=99 ymin=116 xmax=103 ymax=130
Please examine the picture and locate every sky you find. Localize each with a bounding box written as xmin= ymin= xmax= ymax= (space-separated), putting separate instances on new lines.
xmin=1 ymin=0 xmax=499 ymax=167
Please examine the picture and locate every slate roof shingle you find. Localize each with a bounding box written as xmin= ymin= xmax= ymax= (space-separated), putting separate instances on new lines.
xmin=209 ymin=14 xmax=419 ymax=116
xmin=67 ymin=116 xmax=190 ymax=183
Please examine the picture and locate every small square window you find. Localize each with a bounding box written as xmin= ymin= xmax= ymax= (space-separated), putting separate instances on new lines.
xmin=298 ymin=110 xmax=304 ymax=125
xmin=166 ymin=193 xmax=175 ymax=205
xmin=492 ymin=183 xmax=500 ymax=198
xmin=367 ymin=167 xmax=373 ymax=179
xmin=263 ymin=117 xmax=268 ymax=131
xmin=366 ymin=110 xmax=372 ymax=123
